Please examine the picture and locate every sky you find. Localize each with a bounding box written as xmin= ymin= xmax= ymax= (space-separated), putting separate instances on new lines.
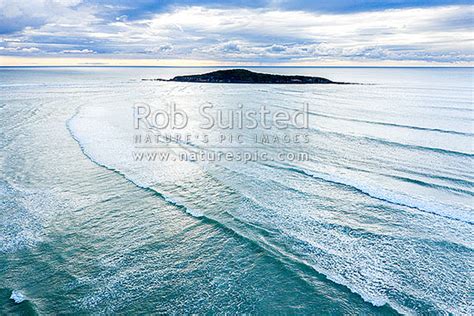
xmin=0 ymin=0 xmax=473 ymax=66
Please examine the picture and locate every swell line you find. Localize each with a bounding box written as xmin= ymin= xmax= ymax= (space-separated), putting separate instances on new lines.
xmin=66 ymin=109 xmax=403 ymax=314
xmin=339 ymin=164 xmax=474 ymax=197
xmin=262 ymin=162 xmax=473 ymax=225
xmin=308 ymin=126 xmax=474 ymax=157
xmin=269 ymin=102 xmax=472 ymax=137
xmin=65 ymin=100 xmax=416 ymax=314
xmin=307 ymin=110 xmax=473 ymax=137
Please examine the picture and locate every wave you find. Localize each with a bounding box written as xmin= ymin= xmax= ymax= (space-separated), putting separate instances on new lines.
xmin=339 ymin=164 xmax=474 ymax=197
xmin=66 ymin=108 xmax=408 ymax=314
xmin=0 ymin=179 xmax=45 ymax=253
xmin=393 ymin=167 xmax=474 ymax=187
xmin=10 ymin=290 xmax=26 ymax=304
xmin=308 ymin=126 xmax=474 ymax=158
xmin=388 ymin=174 xmax=474 ymax=196
xmin=212 ymin=163 xmax=474 ymax=249
xmin=265 ymin=98 xmax=473 ymax=137
xmin=263 ymin=163 xmax=473 ymax=224
xmin=306 ymin=110 xmax=473 ymax=137
xmin=0 ymin=288 xmax=38 ymax=315
xmin=66 ymin=116 xmax=203 ymax=221
xmin=65 ymin=142 xmax=402 ymax=313
xmin=65 ymin=79 xmax=473 ymax=315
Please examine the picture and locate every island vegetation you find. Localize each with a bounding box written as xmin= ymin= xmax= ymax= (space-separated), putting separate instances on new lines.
xmin=142 ymin=69 xmax=348 ymax=84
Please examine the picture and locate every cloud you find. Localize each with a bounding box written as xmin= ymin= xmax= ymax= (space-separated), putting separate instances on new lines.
xmin=0 ymin=0 xmax=86 ymax=34
xmin=0 ymin=46 xmax=41 ymax=53
xmin=267 ymin=44 xmax=286 ymax=53
xmin=115 ymin=15 xmax=128 ymax=22
xmin=0 ymin=1 xmax=472 ymax=64
xmin=61 ymin=49 xmax=95 ymax=54
xmin=63 ymin=0 xmax=473 ymax=21
xmin=138 ymin=5 xmax=473 ymax=63
xmin=268 ymin=0 xmax=472 ymax=13
xmin=21 ymin=47 xmax=41 ymax=53
xmin=145 ymin=44 xmax=173 ymax=54
xmin=221 ymin=42 xmax=241 ymax=53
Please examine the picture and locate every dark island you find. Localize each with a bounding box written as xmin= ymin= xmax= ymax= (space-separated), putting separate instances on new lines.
xmin=142 ymin=69 xmax=348 ymax=84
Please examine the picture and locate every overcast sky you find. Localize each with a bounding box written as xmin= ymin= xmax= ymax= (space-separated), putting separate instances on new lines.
xmin=0 ymin=0 xmax=472 ymax=65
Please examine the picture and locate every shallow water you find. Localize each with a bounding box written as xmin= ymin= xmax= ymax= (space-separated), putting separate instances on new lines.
xmin=0 ymin=67 xmax=473 ymax=314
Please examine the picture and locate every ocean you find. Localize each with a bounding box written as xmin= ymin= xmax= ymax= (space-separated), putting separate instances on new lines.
xmin=0 ymin=67 xmax=472 ymax=314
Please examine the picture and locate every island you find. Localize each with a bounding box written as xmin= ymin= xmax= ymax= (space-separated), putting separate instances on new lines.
xmin=142 ymin=69 xmax=348 ymax=84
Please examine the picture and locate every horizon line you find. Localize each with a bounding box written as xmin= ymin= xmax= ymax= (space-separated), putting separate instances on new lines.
xmin=1 ymin=56 xmax=472 ymax=68
xmin=1 ymin=65 xmax=473 ymax=68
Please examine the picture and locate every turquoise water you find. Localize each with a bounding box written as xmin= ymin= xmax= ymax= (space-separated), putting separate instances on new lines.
xmin=0 ymin=67 xmax=472 ymax=314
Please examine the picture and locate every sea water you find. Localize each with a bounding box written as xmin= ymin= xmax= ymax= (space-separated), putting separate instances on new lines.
xmin=0 ymin=67 xmax=472 ymax=314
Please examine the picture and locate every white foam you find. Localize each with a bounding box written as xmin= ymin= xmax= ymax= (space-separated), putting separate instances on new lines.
xmin=163 ymin=195 xmax=204 ymax=218
xmin=66 ymin=92 xmax=209 ymax=220
xmin=301 ymin=166 xmax=474 ymax=224
xmin=66 ymin=82 xmax=474 ymax=315
xmin=10 ymin=290 xmax=26 ymax=304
